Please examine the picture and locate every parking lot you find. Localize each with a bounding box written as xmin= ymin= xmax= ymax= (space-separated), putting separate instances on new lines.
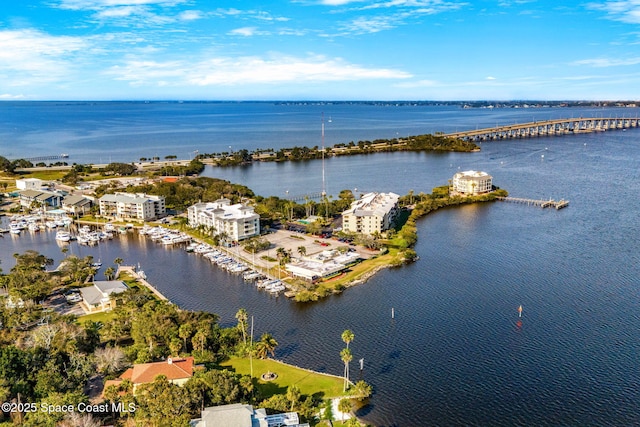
xmin=42 ymin=293 xmax=86 ymax=316
xmin=232 ymin=228 xmax=376 ymax=272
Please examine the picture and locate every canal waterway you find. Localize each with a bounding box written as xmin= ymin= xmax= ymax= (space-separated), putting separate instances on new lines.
xmin=2 ymin=104 xmax=640 ymax=425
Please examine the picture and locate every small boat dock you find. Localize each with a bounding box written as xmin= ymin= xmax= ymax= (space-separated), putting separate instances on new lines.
xmin=496 ymin=196 xmax=569 ymax=210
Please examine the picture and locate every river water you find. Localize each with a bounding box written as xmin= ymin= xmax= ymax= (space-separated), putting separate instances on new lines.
xmin=1 ymin=103 xmax=640 ymax=426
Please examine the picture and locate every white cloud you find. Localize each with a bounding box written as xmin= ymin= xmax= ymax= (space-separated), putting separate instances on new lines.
xmin=55 ymin=0 xmax=188 ymax=10
xmin=179 ymin=10 xmax=202 ymax=21
xmin=340 ymin=15 xmax=399 ymax=34
xmin=0 ymin=29 xmax=87 ymax=86
xmin=319 ymin=0 xmax=364 ymax=5
xmin=106 ymin=53 xmax=412 ymax=87
xmin=572 ymin=57 xmax=640 ymax=67
xmin=0 ymin=93 xmax=27 ymax=99
xmin=329 ymin=1 xmax=466 ymax=36
xmin=228 ymin=27 xmax=269 ymax=37
xmin=94 ymin=5 xmax=146 ymax=18
xmin=486 ymin=76 xmax=496 ymax=80
xmin=587 ymin=1 xmax=640 ymax=24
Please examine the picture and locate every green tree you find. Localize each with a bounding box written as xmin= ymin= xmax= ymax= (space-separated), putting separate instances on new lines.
xmin=235 ymin=308 xmax=248 ymax=346
xmin=286 ymin=384 xmax=301 ymax=411
xmin=342 ymin=329 xmax=354 ymax=349
xmin=255 ymin=333 xmax=278 ymax=359
xmin=340 ymin=348 xmax=353 ymax=392
xmin=297 ymin=245 xmax=307 ymax=258
xmin=135 ymin=376 xmax=193 ymax=427
xmin=350 ymin=380 xmax=373 ymax=401
xmin=338 ymin=398 xmax=353 ymax=422
xmin=179 ymin=323 xmax=194 ymax=352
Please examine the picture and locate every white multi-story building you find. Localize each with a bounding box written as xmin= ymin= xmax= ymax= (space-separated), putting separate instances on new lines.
xmin=187 ymin=198 xmax=260 ymax=242
xmin=452 ymin=170 xmax=493 ymax=195
xmin=99 ymin=192 xmax=165 ymax=221
xmin=342 ymin=192 xmax=400 ymax=235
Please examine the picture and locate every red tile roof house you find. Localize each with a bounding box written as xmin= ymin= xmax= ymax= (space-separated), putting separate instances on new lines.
xmin=104 ymin=357 xmax=196 ymax=394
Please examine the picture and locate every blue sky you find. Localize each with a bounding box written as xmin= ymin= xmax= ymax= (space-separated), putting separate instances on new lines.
xmin=2 ymin=0 xmax=640 ymax=100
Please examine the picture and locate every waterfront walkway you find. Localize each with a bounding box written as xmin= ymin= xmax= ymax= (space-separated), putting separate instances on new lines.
xmin=496 ymin=196 xmax=569 ymax=209
xmin=117 ymin=265 xmax=168 ymax=301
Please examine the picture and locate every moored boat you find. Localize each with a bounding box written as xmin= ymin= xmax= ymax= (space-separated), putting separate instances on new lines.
xmin=55 ymin=230 xmax=71 ymax=242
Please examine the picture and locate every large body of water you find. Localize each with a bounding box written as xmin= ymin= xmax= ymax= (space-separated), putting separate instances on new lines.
xmin=2 ymin=103 xmax=640 ymax=426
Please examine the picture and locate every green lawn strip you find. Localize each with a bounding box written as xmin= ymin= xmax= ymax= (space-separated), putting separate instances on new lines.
xmin=220 ymin=356 xmax=346 ymax=399
xmin=77 ymin=310 xmax=115 ymax=324
xmin=20 ymin=170 xmax=68 ymax=181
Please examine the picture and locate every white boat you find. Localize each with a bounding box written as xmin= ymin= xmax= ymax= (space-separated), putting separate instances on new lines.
xmin=45 ymin=221 xmax=57 ymax=229
xmin=55 ymin=230 xmax=71 ymax=242
xmin=138 ymin=270 xmax=147 ymax=280
xmin=9 ymin=223 xmax=21 ymax=234
xmin=28 ymin=222 xmax=40 ymax=232
xmin=104 ymin=223 xmax=116 ymax=232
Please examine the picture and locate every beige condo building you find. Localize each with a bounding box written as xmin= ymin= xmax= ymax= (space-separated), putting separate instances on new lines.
xmin=342 ymin=192 xmax=400 ymax=235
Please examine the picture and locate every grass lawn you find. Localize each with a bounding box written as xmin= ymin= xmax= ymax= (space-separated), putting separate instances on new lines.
xmin=220 ymin=356 xmax=346 ymax=399
xmin=77 ymin=310 xmax=115 ymax=324
xmin=18 ymin=170 xmax=69 ymax=181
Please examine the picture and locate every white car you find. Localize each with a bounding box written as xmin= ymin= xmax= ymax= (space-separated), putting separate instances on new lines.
xmin=65 ymin=292 xmax=82 ymax=303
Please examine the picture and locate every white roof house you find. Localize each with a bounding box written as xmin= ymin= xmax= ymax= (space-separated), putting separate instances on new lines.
xmin=452 ymin=170 xmax=493 ymax=195
xmin=16 ymin=178 xmax=44 ymax=191
xmin=190 ymin=403 xmax=309 ymax=427
xmin=79 ymin=280 xmax=128 ymax=313
xmin=285 ymin=250 xmax=360 ymax=281
xmin=341 ymin=192 xmax=400 ymax=235
xmin=187 ymin=198 xmax=260 ymax=242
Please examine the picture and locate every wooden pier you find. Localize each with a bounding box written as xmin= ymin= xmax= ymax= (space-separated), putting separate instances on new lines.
xmin=496 ymin=196 xmax=569 ymax=210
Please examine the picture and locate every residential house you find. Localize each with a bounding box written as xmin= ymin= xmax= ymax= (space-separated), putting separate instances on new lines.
xmin=79 ymin=280 xmax=128 ymax=313
xmin=16 ymin=178 xmax=45 ymax=191
xmin=191 ymin=403 xmax=309 ymax=427
xmin=104 ymin=357 xmax=196 ymax=394
xmin=17 ymin=189 xmax=63 ymax=209
xmin=61 ymin=194 xmax=93 ymax=216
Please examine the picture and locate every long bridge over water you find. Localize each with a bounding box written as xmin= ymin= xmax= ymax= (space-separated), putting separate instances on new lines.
xmin=442 ymin=117 xmax=639 ymax=141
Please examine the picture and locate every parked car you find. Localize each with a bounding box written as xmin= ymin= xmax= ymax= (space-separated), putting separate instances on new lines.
xmin=65 ymin=291 xmax=82 ymax=303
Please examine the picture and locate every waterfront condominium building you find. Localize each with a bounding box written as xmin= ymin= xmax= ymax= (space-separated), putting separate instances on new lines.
xmin=99 ymin=192 xmax=166 ymax=221
xmin=341 ymin=192 xmax=400 ymax=235
xmin=187 ymin=198 xmax=260 ymax=242
xmin=451 ymin=170 xmax=493 ymax=195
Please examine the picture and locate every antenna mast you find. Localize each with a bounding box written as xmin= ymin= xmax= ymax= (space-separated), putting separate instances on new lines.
xmin=321 ymin=113 xmax=326 ymax=198
xmin=321 ymin=113 xmax=328 ymax=218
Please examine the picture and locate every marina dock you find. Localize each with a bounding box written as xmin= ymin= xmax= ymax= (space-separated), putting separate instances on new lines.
xmin=117 ymin=265 xmax=168 ymax=301
xmin=496 ymin=196 xmax=569 ymax=209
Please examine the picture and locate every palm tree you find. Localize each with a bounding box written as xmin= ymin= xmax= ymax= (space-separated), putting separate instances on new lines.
xmin=255 ymin=333 xmax=278 ymax=359
xmin=338 ymin=398 xmax=352 ymax=423
xmin=340 ymin=348 xmax=353 ymax=392
xmin=342 ymin=329 xmax=354 ymax=349
xmin=297 ymin=245 xmax=307 ymax=258
xmin=286 ymin=385 xmax=300 ymax=411
xmin=235 ymin=308 xmax=248 ymax=345
xmin=104 ymin=267 xmax=115 ymax=281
